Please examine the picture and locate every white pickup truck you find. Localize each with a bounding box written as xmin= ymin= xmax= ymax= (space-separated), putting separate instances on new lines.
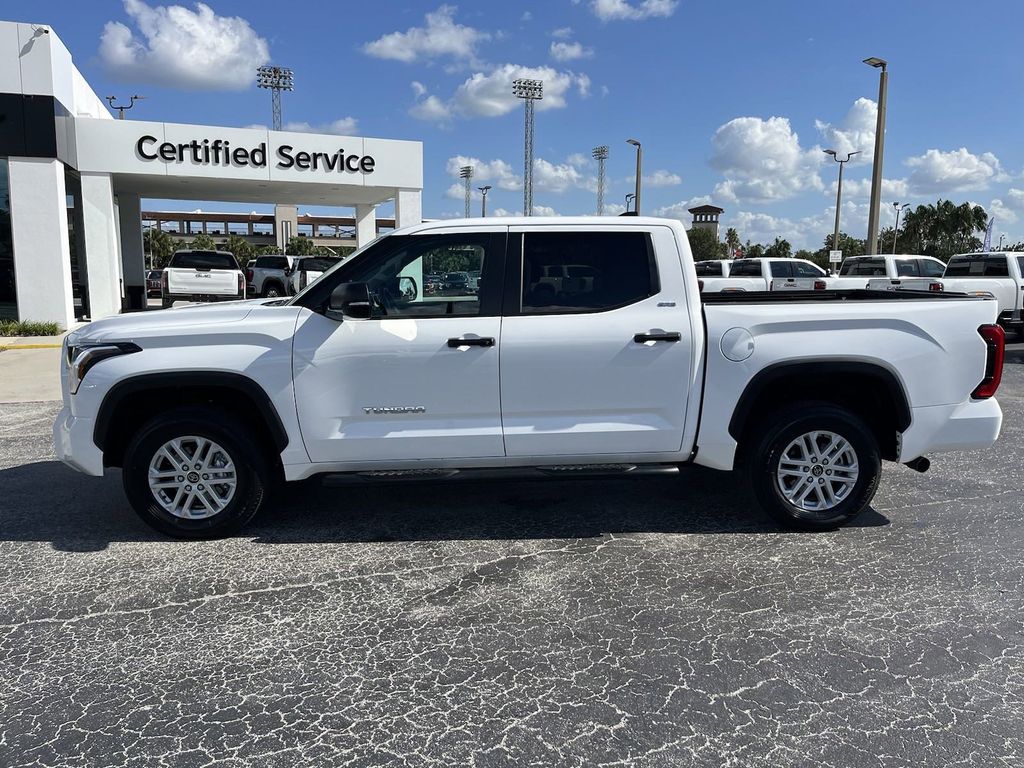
xmin=828 ymin=254 xmax=946 ymax=289
xmin=161 ymin=249 xmax=246 ymax=308
xmin=54 ymin=217 xmax=1004 ymax=539
xmin=699 ymin=257 xmax=827 ymax=292
xmin=866 ymin=252 xmax=1024 ymax=333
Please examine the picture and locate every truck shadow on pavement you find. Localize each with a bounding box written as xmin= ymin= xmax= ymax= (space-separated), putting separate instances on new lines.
xmin=0 ymin=461 xmax=889 ymax=551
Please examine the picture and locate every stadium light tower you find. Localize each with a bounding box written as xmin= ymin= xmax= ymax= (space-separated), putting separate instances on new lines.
xmin=256 ymin=65 xmax=294 ymax=130
xmin=459 ymin=166 xmax=474 ymax=218
xmin=592 ymin=145 xmax=609 ymax=215
xmin=512 ymin=78 xmax=543 ymax=216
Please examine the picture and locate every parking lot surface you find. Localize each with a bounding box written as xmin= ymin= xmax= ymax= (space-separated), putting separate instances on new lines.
xmin=1 ymin=353 xmax=1023 ymax=767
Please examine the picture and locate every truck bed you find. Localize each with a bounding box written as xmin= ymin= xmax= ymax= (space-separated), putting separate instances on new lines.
xmin=700 ymin=289 xmax=981 ymax=304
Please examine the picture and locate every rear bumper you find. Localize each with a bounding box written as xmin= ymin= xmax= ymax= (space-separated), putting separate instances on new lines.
xmin=162 ymin=292 xmax=245 ymax=304
xmin=899 ymin=398 xmax=1002 ymax=461
xmin=52 ymin=405 xmax=104 ymax=477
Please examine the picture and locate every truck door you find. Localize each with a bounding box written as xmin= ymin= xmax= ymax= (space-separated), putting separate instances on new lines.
xmin=292 ymin=228 xmax=507 ymax=463
xmin=499 ymin=225 xmax=694 ymax=457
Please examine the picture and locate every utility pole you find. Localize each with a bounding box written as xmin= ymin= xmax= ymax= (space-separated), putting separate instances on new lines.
xmin=459 ymin=166 xmax=473 ymax=218
xmin=512 ymin=78 xmax=543 ymax=216
xmin=256 ymin=66 xmax=294 ymax=130
xmin=478 ymin=185 xmax=491 ymax=217
xmin=105 ymin=95 xmax=145 ymax=119
xmin=626 ymin=139 xmax=642 ymax=215
xmin=863 ymin=57 xmax=888 ymax=254
xmin=592 ymin=145 xmax=609 ymax=215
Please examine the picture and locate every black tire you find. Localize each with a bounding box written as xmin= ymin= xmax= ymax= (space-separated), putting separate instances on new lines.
xmin=122 ymin=406 xmax=269 ymax=539
xmin=161 ymin=299 xmax=173 ymax=309
xmin=745 ymin=402 xmax=881 ymax=531
xmin=262 ymin=283 xmax=283 ymax=298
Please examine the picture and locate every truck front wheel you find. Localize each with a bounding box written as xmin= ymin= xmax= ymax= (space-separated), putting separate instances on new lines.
xmin=746 ymin=403 xmax=881 ymax=531
xmin=122 ymin=407 xmax=268 ymax=539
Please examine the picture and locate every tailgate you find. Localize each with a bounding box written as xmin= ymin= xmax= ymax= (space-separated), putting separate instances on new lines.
xmin=166 ymin=268 xmax=239 ymax=295
xmin=865 ymin=277 xmax=935 ymax=292
xmin=770 ymin=277 xmax=818 ymax=291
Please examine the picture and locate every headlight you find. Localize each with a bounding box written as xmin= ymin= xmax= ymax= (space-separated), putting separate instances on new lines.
xmin=66 ymin=342 xmax=141 ymax=394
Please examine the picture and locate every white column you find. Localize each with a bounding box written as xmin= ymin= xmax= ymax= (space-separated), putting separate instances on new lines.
xmin=274 ymin=204 xmax=298 ymax=250
xmin=7 ymin=157 xmax=75 ymax=328
xmin=79 ymin=172 xmax=122 ymax=320
xmin=355 ymin=204 xmax=377 ymax=248
xmin=117 ymin=192 xmax=146 ymax=307
xmin=394 ymin=189 xmax=422 ymax=229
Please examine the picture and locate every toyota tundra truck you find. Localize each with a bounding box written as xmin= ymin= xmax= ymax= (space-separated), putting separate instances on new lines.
xmin=55 ymin=218 xmax=1005 ymax=538
xmin=161 ymin=249 xmax=246 ymax=308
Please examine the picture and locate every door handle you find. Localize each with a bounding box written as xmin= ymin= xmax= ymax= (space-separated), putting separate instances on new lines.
xmin=447 ymin=336 xmax=495 ymax=348
xmin=634 ymin=332 xmax=681 ymax=343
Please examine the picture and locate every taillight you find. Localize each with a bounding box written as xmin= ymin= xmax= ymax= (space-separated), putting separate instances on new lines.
xmin=814 ymin=279 xmax=826 ymax=290
xmin=698 ymin=279 xmax=704 ymax=291
xmin=972 ymin=324 xmax=1005 ymax=399
xmin=238 ymin=273 xmax=245 ymax=296
xmin=161 ymin=270 xmax=168 ymax=293
xmin=929 ymin=282 xmax=943 ymax=292
xmin=246 ymin=268 xmax=253 ymax=282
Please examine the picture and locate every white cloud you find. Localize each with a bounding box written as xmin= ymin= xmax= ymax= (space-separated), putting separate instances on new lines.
xmin=590 ymin=0 xmax=678 ymax=21
xmin=552 ymin=26 xmax=574 ymax=38
xmin=532 ymin=205 xmax=559 ymax=216
xmin=815 ymin=98 xmax=876 ymax=164
xmin=732 ymin=200 xmax=872 ymax=250
xmin=644 ymin=169 xmax=682 ymax=187
xmin=830 ymin=176 xmax=909 ymax=200
xmin=277 ymin=118 xmax=359 ymax=135
xmin=411 ymin=64 xmax=589 ymax=121
xmin=363 ymin=5 xmax=489 ymax=65
xmin=652 ymin=195 xmax=713 ymax=221
xmin=99 ymin=0 xmax=269 ymax=90
xmin=906 ymin=148 xmax=1009 ymax=194
xmin=445 ymin=156 xmax=521 ymax=190
xmin=550 ymin=41 xmax=594 ymax=61
xmin=534 ymin=158 xmax=593 ymax=193
xmin=989 ymin=188 xmax=1024 ymax=225
xmin=409 ymin=83 xmax=452 ymax=122
xmin=604 ymin=202 xmax=627 ymax=215
xmin=711 ymin=116 xmax=822 ymax=203
xmin=521 ymin=11 xmax=533 ymax=21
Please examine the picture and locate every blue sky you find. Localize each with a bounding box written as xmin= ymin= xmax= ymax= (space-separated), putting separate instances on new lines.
xmin=9 ymin=0 xmax=1024 ymax=248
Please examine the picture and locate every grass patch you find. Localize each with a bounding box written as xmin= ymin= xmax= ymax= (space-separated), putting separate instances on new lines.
xmin=0 ymin=319 xmax=63 ymax=337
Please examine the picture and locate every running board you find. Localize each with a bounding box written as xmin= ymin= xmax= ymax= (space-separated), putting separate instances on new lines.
xmin=320 ymin=463 xmax=681 ymax=486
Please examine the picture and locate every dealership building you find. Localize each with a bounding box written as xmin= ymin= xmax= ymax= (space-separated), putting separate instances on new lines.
xmin=0 ymin=20 xmax=423 ymax=327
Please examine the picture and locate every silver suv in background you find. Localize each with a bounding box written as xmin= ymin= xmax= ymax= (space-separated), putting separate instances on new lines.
xmin=288 ymin=256 xmax=340 ymax=294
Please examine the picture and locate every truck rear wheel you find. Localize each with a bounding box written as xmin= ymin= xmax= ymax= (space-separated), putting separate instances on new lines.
xmin=746 ymin=403 xmax=881 ymax=531
xmin=122 ymin=407 xmax=268 ymax=539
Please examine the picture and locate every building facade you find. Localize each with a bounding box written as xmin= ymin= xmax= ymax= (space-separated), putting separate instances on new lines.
xmin=0 ymin=20 xmax=423 ymax=327
xmin=688 ymin=204 xmax=724 ymax=241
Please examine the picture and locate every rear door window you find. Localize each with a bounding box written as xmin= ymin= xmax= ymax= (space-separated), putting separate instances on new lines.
xmin=918 ymin=259 xmax=945 ymax=278
xmin=769 ymin=261 xmax=794 ymax=278
xmin=519 ymin=231 xmax=658 ymax=314
xmin=728 ymin=260 xmax=762 ymax=277
xmin=896 ymin=260 xmax=919 ymax=276
xmin=169 ymin=251 xmax=238 ymax=270
xmin=793 ymin=261 xmax=824 ymax=278
xmin=256 ymin=256 xmax=289 ymax=270
xmin=694 ymin=261 xmax=724 ymax=276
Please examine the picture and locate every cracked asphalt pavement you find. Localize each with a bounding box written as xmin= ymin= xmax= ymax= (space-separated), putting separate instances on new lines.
xmin=2 ymin=352 xmax=1023 ymax=767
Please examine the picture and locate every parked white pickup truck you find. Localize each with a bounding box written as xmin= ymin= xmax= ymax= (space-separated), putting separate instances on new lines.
xmin=828 ymin=254 xmax=946 ymax=289
xmin=699 ymin=257 xmax=827 ymax=292
xmin=161 ymin=250 xmax=246 ymax=308
xmin=866 ymin=252 xmax=1024 ymax=333
xmin=55 ymin=218 xmax=1004 ymax=538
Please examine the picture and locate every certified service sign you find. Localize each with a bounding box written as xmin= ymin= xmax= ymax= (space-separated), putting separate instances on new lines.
xmin=136 ymin=135 xmax=376 ymax=174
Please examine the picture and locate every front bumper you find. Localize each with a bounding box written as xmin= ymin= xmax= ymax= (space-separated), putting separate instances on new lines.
xmin=52 ymin=405 xmax=105 ymax=477
xmin=899 ymin=398 xmax=1003 ymax=462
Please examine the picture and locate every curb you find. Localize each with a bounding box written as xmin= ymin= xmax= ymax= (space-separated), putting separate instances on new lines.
xmin=0 ymin=343 xmax=64 ymax=351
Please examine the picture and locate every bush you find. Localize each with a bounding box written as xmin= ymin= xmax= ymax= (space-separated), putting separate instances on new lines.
xmin=0 ymin=319 xmax=63 ymax=337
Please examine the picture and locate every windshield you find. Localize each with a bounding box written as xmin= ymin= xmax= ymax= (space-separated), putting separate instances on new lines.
xmin=287 ymin=233 xmax=394 ymax=304
xmin=169 ymin=251 xmax=238 ymax=270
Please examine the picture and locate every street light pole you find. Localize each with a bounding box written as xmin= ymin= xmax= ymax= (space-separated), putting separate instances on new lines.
xmin=892 ymin=202 xmax=909 ymax=254
xmin=864 ymin=57 xmax=888 ymax=254
xmin=626 ymin=139 xmax=642 ymax=215
xmin=478 ymin=185 xmax=491 ymax=217
xmin=625 ymin=193 xmax=636 ymax=213
xmin=105 ymin=94 xmax=145 ymax=119
xmin=824 ymin=149 xmax=860 ymax=260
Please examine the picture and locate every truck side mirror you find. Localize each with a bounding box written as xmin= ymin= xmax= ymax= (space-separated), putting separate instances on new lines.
xmin=328 ymin=282 xmax=372 ymax=319
xmin=397 ymin=276 xmax=418 ymax=301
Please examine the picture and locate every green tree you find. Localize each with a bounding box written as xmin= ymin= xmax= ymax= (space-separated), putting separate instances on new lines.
xmin=743 ymin=240 xmax=765 ymax=258
xmin=224 ymin=234 xmax=254 ymax=262
xmin=287 ymin=235 xmax=317 ymax=255
xmin=144 ymin=227 xmax=176 ymax=269
xmin=794 ymin=249 xmax=814 ymax=261
xmin=899 ymin=200 xmax=987 ymax=260
xmin=812 ymin=232 xmax=865 ymax=269
xmin=763 ymin=237 xmax=792 ymax=259
xmin=686 ymin=227 xmax=721 ymax=260
xmin=187 ymin=233 xmax=217 ymax=251
xmin=724 ymin=227 xmax=740 ymax=257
